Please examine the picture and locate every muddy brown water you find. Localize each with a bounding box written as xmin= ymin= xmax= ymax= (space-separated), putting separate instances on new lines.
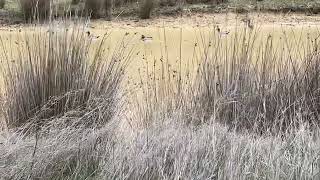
xmin=0 ymin=13 xmax=320 ymax=108
xmin=0 ymin=19 xmax=319 ymax=83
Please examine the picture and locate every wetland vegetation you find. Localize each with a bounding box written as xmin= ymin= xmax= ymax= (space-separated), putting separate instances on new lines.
xmin=1 ymin=0 xmax=320 ymax=180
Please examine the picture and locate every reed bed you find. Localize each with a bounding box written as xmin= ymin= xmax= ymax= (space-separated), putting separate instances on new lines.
xmin=190 ymin=28 xmax=320 ymax=133
xmin=134 ymin=26 xmax=320 ymax=134
xmin=0 ymin=22 xmax=131 ymax=131
xmin=1 ymin=23 xmax=320 ymax=179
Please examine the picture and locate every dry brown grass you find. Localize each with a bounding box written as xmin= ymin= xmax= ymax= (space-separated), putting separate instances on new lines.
xmin=2 ymin=18 xmax=320 ymax=180
xmin=0 ymin=24 xmax=131 ymax=130
xmin=132 ymin=27 xmax=320 ymax=135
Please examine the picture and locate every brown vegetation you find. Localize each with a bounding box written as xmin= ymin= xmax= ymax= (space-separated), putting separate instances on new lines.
xmin=0 ymin=26 xmax=129 ymax=129
xmin=1 ymin=25 xmax=320 ymax=179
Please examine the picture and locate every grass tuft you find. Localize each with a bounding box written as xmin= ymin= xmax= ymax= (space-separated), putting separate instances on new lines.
xmin=133 ymin=26 xmax=320 ymax=134
xmin=0 ymin=24 xmax=131 ymax=130
xmin=190 ymin=28 xmax=320 ymax=133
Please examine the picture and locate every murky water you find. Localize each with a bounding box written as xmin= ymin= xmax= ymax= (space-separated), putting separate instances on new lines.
xmin=0 ymin=21 xmax=320 ymax=90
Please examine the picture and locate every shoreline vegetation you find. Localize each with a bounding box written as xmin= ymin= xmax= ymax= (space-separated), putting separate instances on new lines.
xmin=1 ymin=0 xmax=320 ymax=180
xmin=1 ymin=21 xmax=320 ymax=179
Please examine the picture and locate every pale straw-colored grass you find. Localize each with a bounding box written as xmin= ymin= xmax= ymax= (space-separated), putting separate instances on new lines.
xmin=1 ymin=21 xmax=320 ymax=180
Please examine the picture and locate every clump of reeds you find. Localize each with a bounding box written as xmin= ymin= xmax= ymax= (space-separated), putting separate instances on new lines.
xmin=0 ymin=24 xmax=131 ymax=130
xmin=2 ymin=113 xmax=320 ymax=179
xmin=19 ymin=0 xmax=50 ymax=21
xmin=134 ymin=26 xmax=320 ymax=134
xmin=188 ymin=28 xmax=320 ymax=133
xmin=139 ymin=0 xmax=154 ymax=19
xmin=2 ymin=21 xmax=320 ymax=180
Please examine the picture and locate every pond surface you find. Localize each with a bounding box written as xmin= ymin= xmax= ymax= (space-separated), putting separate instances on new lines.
xmin=0 ymin=13 xmax=320 ymax=92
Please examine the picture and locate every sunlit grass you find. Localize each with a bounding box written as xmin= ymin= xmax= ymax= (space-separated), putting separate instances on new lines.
xmin=1 ymin=20 xmax=320 ymax=179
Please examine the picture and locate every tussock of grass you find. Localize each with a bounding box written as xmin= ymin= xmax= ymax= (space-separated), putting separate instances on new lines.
xmin=189 ymin=29 xmax=320 ymax=132
xmin=0 ymin=23 xmax=131 ymax=130
xmin=2 ymin=21 xmax=320 ymax=179
xmin=134 ymin=27 xmax=320 ymax=134
xmin=1 ymin=117 xmax=320 ymax=179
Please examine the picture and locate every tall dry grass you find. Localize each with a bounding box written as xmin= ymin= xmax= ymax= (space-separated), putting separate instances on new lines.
xmin=1 ymin=111 xmax=320 ymax=179
xmin=133 ymin=26 xmax=320 ymax=134
xmin=2 ymin=22 xmax=320 ymax=180
xmin=189 ymin=28 xmax=320 ymax=133
xmin=0 ymin=23 xmax=131 ymax=130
